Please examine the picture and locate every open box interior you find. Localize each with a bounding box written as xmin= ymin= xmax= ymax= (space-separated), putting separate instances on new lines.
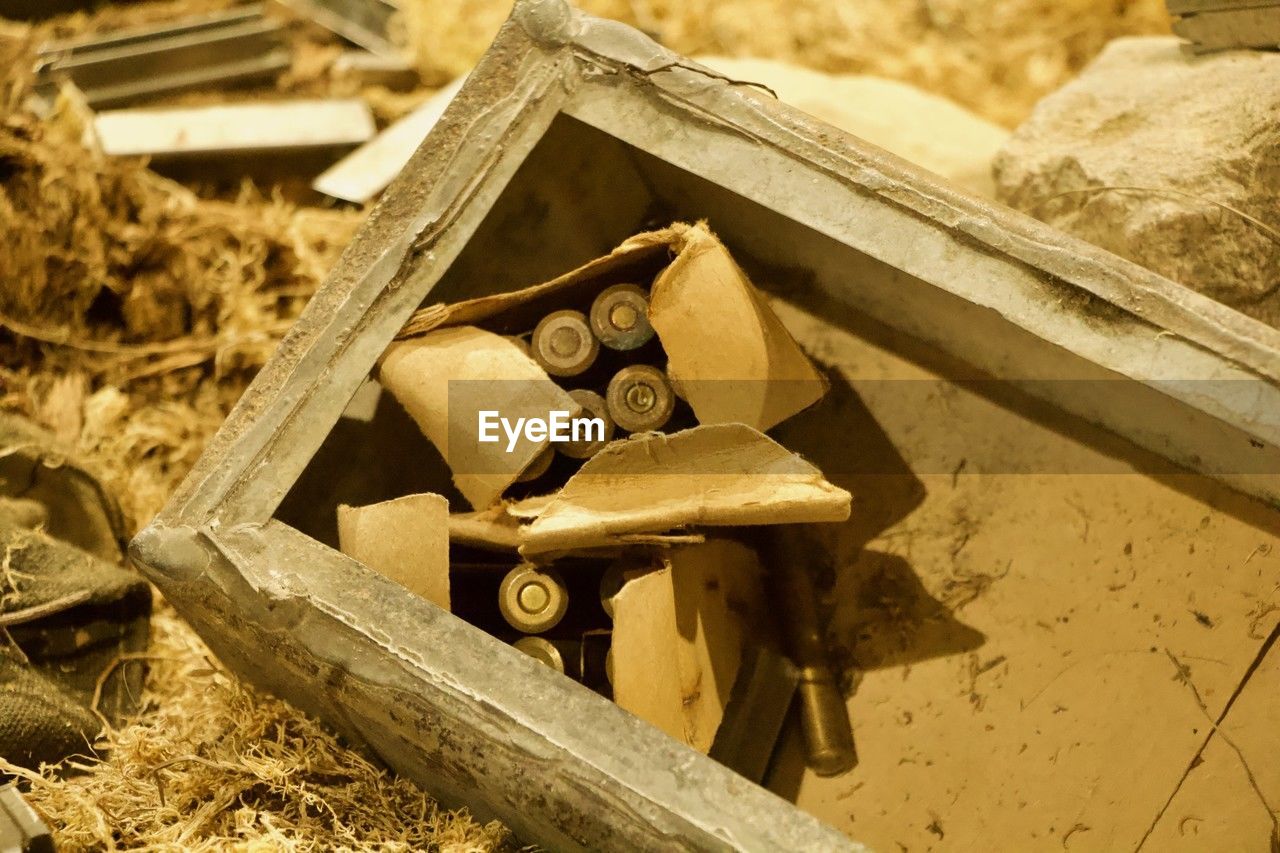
xmin=271 ymin=112 xmax=1279 ymax=838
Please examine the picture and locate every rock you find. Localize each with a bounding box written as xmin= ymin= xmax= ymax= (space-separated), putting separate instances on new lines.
xmin=695 ymin=56 xmax=1010 ymax=197
xmin=994 ymin=36 xmax=1280 ymax=327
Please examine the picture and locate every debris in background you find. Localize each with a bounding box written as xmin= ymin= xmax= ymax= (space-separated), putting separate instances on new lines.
xmin=0 ymin=784 xmax=53 ymax=853
xmin=32 ymin=4 xmax=290 ymax=109
xmin=397 ymin=0 xmax=1172 ymax=126
xmin=93 ymin=98 xmax=375 ymax=174
xmin=693 ymin=56 xmax=1009 ymax=197
xmin=994 ymin=36 xmax=1280 ymax=328
xmin=5 ymin=0 xmax=103 ymax=21
xmin=0 ymin=74 xmax=364 ymax=527
xmin=313 ymin=74 xmax=465 ymax=203
xmin=278 ymin=0 xmax=403 ymax=57
xmin=1167 ymin=0 xmax=1280 ymax=52
xmin=331 ymin=49 xmax=418 ymax=88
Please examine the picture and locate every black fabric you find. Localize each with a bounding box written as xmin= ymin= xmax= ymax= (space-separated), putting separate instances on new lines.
xmin=0 ymin=645 xmax=101 ymax=769
xmin=0 ymin=509 xmax=150 ymax=770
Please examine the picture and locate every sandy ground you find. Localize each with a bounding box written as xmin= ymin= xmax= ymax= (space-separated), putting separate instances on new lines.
xmin=770 ymin=300 xmax=1280 ymax=851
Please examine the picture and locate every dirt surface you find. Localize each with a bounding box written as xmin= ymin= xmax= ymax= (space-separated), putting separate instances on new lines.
xmin=771 ymin=300 xmax=1280 ymax=852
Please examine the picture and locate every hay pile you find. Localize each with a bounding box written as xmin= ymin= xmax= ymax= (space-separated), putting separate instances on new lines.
xmin=0 ymin=11 xmax=503 ymax=849
xmin=0 ymin=0 xmax=1171 ymax=848
xmin=402 ymin=0 xmax=1172 ymax=127
xmin=0 ymin=611 xmax=508 ymax=851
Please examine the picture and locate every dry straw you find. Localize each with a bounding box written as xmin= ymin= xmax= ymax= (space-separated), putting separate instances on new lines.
xmin=0 ymin=608 xmax=509 ymax=851
xmin=399 ymin=0 xmax=1171 ymax=128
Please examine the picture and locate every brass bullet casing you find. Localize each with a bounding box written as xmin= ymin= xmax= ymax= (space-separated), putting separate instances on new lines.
xmin=598 ymin=560 xmax=628 ymax=619
xmin=513 ymin=635 xmax=567 ymax=673
xmin=590 ymin=283 xmax=655 ymax=351
xmin=606 ymin=365 xmax=675 ymax=433
xmin=532 ymin=309 xmax=599 ymax=377
xmin=560 ymin=389 xmax=615 ymax=459
xmin=498 ymin=564 xmax=568 ymax=633
xmin=795 ymin=668 xmax=857 ymax=777
xmin=515 ymin=446 xmax=554 ymax=483
xmin=764 ymin=526 xmax=857 ymax=777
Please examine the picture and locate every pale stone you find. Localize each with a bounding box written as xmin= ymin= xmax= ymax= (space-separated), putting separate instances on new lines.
xmin=696 ymin=55 xmax=1010 ymax=198
xmin=995 ymin=36 xmax=1280 ymax=327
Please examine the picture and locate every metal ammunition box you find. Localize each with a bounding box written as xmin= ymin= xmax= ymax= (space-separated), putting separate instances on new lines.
xmin=132 ymin=1 xmax=1280 ymax=849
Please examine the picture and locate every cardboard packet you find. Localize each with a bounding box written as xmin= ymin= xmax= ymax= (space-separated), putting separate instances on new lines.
xmin=338 ymin=493 xmax=450 ymax=609
xmin=611 ymin=537 xmax=769 ymax=752
xmin=379 ymin=326 xmax=580 ymax=509
xmin=396 ymin=222 xmax=826 ymax=436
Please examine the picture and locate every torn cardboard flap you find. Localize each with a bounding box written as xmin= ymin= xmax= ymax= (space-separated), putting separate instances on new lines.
xmin=612 ymin=537 xmax=768 ymax=752
xmin=448 ymin=504 xmax=522 ymax=552
xmin=515 ymin=423 xmax=851 ymax=556
xmin=337 ymin=493 xmax=450 ymax=609
xmin=378 ymin=326 xmax=580 ymax=509
xmin=650 ymin=225 xmax=827 ymax=431
xmin=449 ymin=502 xmax=708 ymax=556
xmin=396 ymin=222 xmax=825 ymax=432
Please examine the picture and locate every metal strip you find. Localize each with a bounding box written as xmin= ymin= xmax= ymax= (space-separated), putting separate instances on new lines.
xmin=34 ymin=5 xmax=290 ymax=108
xmin=277 ymin=0 xmax=402 ymax=57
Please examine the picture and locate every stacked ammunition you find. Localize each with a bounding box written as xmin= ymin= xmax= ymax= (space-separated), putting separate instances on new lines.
xmin=1167 ymin=0 xmax=1280 ymax=52
xmin=363 ymin=227 xmax=856 ymax=788
xmin=447 ymin=560 xmax=620 ymax=696
xmin=486 ymin=540 xmax=844 ymax=782
xmin=447 ymin=549 xmax=670 ymax=700
xmin=513 ymin=279 xmax=682 ymax=492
